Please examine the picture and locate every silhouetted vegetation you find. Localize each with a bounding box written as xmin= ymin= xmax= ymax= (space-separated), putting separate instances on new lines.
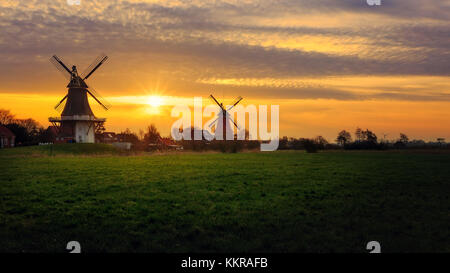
xmin=1 ymin=108 xmax=448 ymax=152
xmin=1 ymin=109 xmax=44 ymax=146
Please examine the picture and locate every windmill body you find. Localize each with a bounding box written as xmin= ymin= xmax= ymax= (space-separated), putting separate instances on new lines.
xmin=214 ymin=110 xmax=234 ymax=140
xmin=208 ymin=95 xmax=242 ymax=141
xmin=49 ymin=55 xmax=109 ymax=143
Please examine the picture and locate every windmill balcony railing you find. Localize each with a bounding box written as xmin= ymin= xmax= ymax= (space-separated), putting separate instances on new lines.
xmin=49 ymin=116 xmax=106 ymax=122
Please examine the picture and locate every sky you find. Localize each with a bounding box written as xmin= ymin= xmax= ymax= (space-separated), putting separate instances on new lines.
xmin=0 ymin=0 xmax=449 ymax=141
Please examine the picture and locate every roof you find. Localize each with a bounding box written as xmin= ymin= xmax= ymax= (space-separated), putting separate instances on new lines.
xmin=46 ymin=126 xmax=59 ymax=135
xmin=160 ymin=137 xmax=176 ymax=145
xmin=0 ymin=125 xmax=15 ymax=138
xmin=61 ymin=87 xmax=95 ymax=117
xmin=46 ymin=125 xmax=73 ymax=138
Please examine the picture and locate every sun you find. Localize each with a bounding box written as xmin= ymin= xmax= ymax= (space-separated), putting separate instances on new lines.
xmin=147 ymin=95 xmax=164 ymax=107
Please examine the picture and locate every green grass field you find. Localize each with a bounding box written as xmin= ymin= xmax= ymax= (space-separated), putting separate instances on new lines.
xmin=0 ymin=144 xmax=449 ymax=252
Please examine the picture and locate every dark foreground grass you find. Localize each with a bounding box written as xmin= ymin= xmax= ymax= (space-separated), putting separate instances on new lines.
xmin=0 ymin=143 xmax=120 ymax=157
xmin=0 ymin=147 xmax=449 ymax=252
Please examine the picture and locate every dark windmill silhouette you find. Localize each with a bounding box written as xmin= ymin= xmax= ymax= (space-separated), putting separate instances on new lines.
xmin=48 ymin=54 xmax=110 ymax=143
xmin=208 ymin=94 xmax=242 ymax=140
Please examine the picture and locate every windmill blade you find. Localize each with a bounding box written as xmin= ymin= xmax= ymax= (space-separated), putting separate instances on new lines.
xmin=225 ymin=111 xmax=239 ymax=129
xmin=208 ymin=116 xmax=220 ymax=128
xmin=50 ymin=55 xmax=72 ymax=79
xmin=82 ymin=54 xmax=108 ymax=80
xmin=85 ymin=84 xmax=111 ymax=110
xmin=55 ymin=102 xmax=66 ymax=113
xmin=209 ymin=94 xmax=224 ymax=110
xmin=227 ymin=96 xmax=243 ymax=111
xmin=86 ymin=89 xmax=109 ymax=111
xmin=229 ymin=118 xmax=239 ymax=129
xmin=54 ymin=94 xmax=68 ymax=111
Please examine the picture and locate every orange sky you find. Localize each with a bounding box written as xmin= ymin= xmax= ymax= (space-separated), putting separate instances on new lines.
xmin=0 ymin=0 xmax=449 ymax=142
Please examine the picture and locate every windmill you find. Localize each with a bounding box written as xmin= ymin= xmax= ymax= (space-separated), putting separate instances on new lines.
xmin=48 ymin=54 xmax=110 ymax=143
xmin=208 ymin=94 xmax=242 ymax=140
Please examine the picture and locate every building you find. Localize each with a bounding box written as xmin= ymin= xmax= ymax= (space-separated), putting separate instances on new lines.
xmin=49 ymin=55 xmax=108 ymax=143
xmin=96 ymin=132 xmax=118 ymax=143
xmin=0 ymin=125 xmax=15 ymax=148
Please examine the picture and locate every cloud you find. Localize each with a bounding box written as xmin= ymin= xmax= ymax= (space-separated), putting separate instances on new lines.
xmin=0 ymin=0 xmax=449 ymax=102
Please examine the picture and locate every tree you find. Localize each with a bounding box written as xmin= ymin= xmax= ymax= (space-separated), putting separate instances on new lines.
xmin=5 ymin=123 xmax=28 ymax=144
xmin=355 ymin=127 xmax=362 ymax=142
xmin=119 ymin=128 xmax=140 ymax=144
xmin=144 ymin=124 xmax=161 ymax=144
xmin=399 ymin=133 xmax=409 ymax=144
xmin=0 ymin=109 xmax=16 ymax=125
xmin=336 ymin=130 xmax=352 ymax=146
xmin=364 ymin=129 xmax=377 ymax=143
xmin=14 ymin=118 xmax=42 ymax=134
xmin=314 ymin=135 xmax=328 ymax=149
xmin=279 ymin=136 xmax=289 ymax=150
xmin=301 ymin=138 xmax=318 ymax=153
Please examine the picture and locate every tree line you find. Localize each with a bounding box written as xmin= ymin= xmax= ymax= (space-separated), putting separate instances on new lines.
xmin=0 ymin=109 xmax=44 ymax=146
xmin=278 ymin=128 xmax=447 ymax=152
xmin=1 ymin=109 xmax=447 ymax=151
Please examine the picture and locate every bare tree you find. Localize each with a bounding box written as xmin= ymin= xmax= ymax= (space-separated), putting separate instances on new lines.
xmin=364 ymin=129 xmax=377 ymax=143
xmin=144 ymin=124 xmax=161 ymax=144
xmin=337 ymin=130 xmax=352 ymax=146
xmin=0 ymin=109 xmax=16 ymax=125
xmin=119 ymin=128 xmax=139 ymax=144
xmin=14 ymin=118 xmax=42 ymax=133
xmin=355 ymin=127 xmax=362 ymax=142
xmin=314 ymin=135 xmax=328 ymax=149
xmin=399 ymin=133 xmax=409 ymax=144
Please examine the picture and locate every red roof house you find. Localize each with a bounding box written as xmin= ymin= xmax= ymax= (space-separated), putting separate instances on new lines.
xmin=0 ymin=125 xmax=15 ymax=148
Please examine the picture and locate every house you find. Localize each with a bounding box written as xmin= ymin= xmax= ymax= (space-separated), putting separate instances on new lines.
xmin=0 ymin=125 xmax=15 ymax=148
xmin=159 ymin=137 xmax=183 ymax=150
xmin=42 ymin=126 xmax=76 ymax=143
xmin=96 ymin=132 xmax=118 ymax=143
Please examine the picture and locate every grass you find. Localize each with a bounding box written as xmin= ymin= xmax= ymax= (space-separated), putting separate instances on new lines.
xmin=0 ymin=143 xmax=120 ymax=157
xmin=0 ymin=145 xmax=449 ymax=252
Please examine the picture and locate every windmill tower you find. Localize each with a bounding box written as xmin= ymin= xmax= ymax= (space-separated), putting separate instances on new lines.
xmin=48 ymin=54 xmax=110 ymax=143
xmin=208 ymin=94 xmax=242 ymax=140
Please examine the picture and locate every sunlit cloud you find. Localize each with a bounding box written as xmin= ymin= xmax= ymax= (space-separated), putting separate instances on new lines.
xmin=0 ymin=0 xmax=449 ymax=141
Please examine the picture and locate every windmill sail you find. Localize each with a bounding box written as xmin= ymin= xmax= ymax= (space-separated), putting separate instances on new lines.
xmin=81 ymin=53 xmax=108 ymax=80
xmin=85 ymin=83 xmax=111 ymax=110
xmin=50 ymin=55 xmax=72 ymax=80
xmin=54 ymin=94 xmax=68 ymax=112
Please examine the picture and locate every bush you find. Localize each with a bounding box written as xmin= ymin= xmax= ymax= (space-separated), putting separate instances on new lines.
xmin=302 ymin=139 xmax=318 ymax=153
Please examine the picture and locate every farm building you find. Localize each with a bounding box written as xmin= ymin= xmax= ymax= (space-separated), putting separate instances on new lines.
xmin=96 ymin=132 xmax=118 ymax=143
xmin=0 ymin=125 xmax=15 ymax=148
xmin=42 ymin=126 xmax=77 ymax=143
